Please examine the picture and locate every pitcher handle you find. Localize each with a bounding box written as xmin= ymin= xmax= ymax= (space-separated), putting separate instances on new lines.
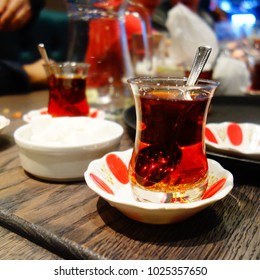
xmin=128 ymin=0 xmax=153 ymax=71
xmin=119 ymin=0 xmax=153 ymax=77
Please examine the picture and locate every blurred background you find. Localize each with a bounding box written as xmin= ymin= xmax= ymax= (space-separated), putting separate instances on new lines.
xmin=212 ymin=0 xmax=259 ymax=40
xmin=216 ymin=0 xmax=259 ymax=19
xmin=43 ymin=0 xmax=260 ymax=42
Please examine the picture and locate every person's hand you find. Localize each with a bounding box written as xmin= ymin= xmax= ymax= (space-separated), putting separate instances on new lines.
xmin=0 ymin=0 xmax=32 ymax=31
xmin=23 ymin=58 xmax=48 ymax=87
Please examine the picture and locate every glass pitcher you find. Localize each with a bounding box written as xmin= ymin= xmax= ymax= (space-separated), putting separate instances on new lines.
xmin=64 ymin=0 xmax=152 ymax=106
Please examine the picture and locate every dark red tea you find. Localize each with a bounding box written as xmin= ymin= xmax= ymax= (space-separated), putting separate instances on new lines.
xmin=85 ymin=18 xmax=125 ymax=89
xmin=129 ymin=91 xmax=210 ymax=195
xmin=251 ymin=62 xmax=260 ymax=91
xmin=48 ymin=74 xmax=89 ymax=117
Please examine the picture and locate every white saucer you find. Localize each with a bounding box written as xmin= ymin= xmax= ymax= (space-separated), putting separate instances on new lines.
xmin=206 ymin=122 xmax=260 ymax=160
xmin=84 ymin=149 xmax=234 ymax=225
xmin=0 ymin=115 xmax=10 ymax=134
xmin=23 ymin=107 xmax=106 ymax=123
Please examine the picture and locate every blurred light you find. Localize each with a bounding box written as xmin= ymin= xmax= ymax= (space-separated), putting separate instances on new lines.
xmin=242 ymin=0 xmax=259 ymax=10
xmin=231 ymin=14 xmax=256 ymax=26
xmin=219 ymin=1 xmax=232 ymax=12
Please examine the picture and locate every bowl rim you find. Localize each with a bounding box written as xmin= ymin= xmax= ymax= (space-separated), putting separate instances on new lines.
xmin=14 ymin=118 xmax=124 ymax=152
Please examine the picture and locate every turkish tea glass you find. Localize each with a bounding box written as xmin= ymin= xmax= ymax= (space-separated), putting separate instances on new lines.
xmin=248 ymin=48 xmax=260 ymax=92
xmin=44 ymin=62 xmax=90 ymax=117
xmin=127 ymin=77 xmax=219 ymax=203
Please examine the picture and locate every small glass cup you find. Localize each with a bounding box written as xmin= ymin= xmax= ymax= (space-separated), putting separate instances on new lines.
xmin=131 ymin=32 xmax=167 ymax=76
xmin=44 ymin=62 xmax=90 ymax=117
xmin=184 ymin=69 xmax=213 ymax=80
xmin=247 ymin=48 xmax=260 ymax=92
xmin=127 ymin=77 xmax=219 ymax=203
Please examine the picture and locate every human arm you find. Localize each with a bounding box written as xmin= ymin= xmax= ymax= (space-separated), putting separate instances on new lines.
xmin=0 ymin=59 xmax=47 ymax=94
xmin=0 ymin=60 xmax=29 ymax=94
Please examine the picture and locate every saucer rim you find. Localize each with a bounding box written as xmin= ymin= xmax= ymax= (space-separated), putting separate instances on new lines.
xmin=0 ymin=115 xmax=10 ymax=132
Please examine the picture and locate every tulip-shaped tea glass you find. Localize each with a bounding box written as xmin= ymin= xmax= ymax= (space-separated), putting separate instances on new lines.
xmin=127 ymin=77 xmax=219 ymax=203
xmin=44 ymin=62 xmax=90 ymax=117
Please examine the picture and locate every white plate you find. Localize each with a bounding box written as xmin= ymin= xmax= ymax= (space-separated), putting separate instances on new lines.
xmin=206 ymin=122 xmax=260 ymax=160
xmin=0 ymin=115 xmax=10 ymax=133
xmin=23 ymin=107 xmax=105 ymax=123
xmin=84 ymin=149 xmax=233 ymax=225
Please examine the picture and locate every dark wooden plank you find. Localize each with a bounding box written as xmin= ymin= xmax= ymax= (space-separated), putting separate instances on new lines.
xmin=0 ymin=225 xmax=62 ymax=260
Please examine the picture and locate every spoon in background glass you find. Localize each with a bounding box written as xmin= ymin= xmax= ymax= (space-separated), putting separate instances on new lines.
xmin=38 ymin=43 xmax=51 ymax=65
xmin=38 ymin=43 xmax=56 ymax=75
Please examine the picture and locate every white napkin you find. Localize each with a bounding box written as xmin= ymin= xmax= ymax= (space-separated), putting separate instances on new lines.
xmin=165 ymin=3 xmax=219 ymax=68
xmin=213 ymin=55 xmax=250 ymax=95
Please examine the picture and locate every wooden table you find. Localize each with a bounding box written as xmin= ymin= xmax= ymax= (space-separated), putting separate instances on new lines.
xmin=0 ymin=90 xmax=259 ymax=260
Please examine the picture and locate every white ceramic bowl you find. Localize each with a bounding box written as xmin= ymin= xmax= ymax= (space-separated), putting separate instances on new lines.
xmin=14 ymin=117 xmax=123 ymax=181
xmin=0 ymin=115 xmax=10 ymax=134
xmin=84 ymin=149 xmax=234 ymax=225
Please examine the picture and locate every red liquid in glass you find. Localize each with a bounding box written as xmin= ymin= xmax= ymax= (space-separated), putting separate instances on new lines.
xmin=85 ymin=18 xmax=125 ymax=89
xmin=48 ymin=74 xmax=89 ymax=117
xmin=251 ymin=62 xmax=260 ymax=91
xmin=129 ymin=91 xmax=209 ymax=193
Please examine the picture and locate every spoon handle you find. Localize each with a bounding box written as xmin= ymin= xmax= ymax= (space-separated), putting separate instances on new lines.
xmin=38 ymin=43 xmax=50 ymax=65
xmin=186 ymin=46 xmax=212 ymax=86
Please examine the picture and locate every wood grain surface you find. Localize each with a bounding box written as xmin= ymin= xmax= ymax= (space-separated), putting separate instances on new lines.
xmin=0 ymin=91 xmax=259 ymax=260
xmin=0 ymin=225 xmax=62 ymax=260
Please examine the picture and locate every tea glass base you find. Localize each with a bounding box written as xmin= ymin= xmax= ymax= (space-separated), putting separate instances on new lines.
xmin=86 ymin=88 xmax=112 ymax=105
xmin=131 ymin=181 xmax=207 ymax=204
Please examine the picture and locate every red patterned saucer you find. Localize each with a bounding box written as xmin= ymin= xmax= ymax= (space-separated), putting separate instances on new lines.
xmin=84 ymin=149 xmax=233 ymax=224
xmin=206 ymin=122 xmax=260 ymax=160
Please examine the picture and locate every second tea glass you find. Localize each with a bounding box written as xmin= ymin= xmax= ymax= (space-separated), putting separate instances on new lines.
xmin=44 ymin=62 xmax=90 ymax=117
xmin=127 ymin=77 xmax=219 ymax=203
